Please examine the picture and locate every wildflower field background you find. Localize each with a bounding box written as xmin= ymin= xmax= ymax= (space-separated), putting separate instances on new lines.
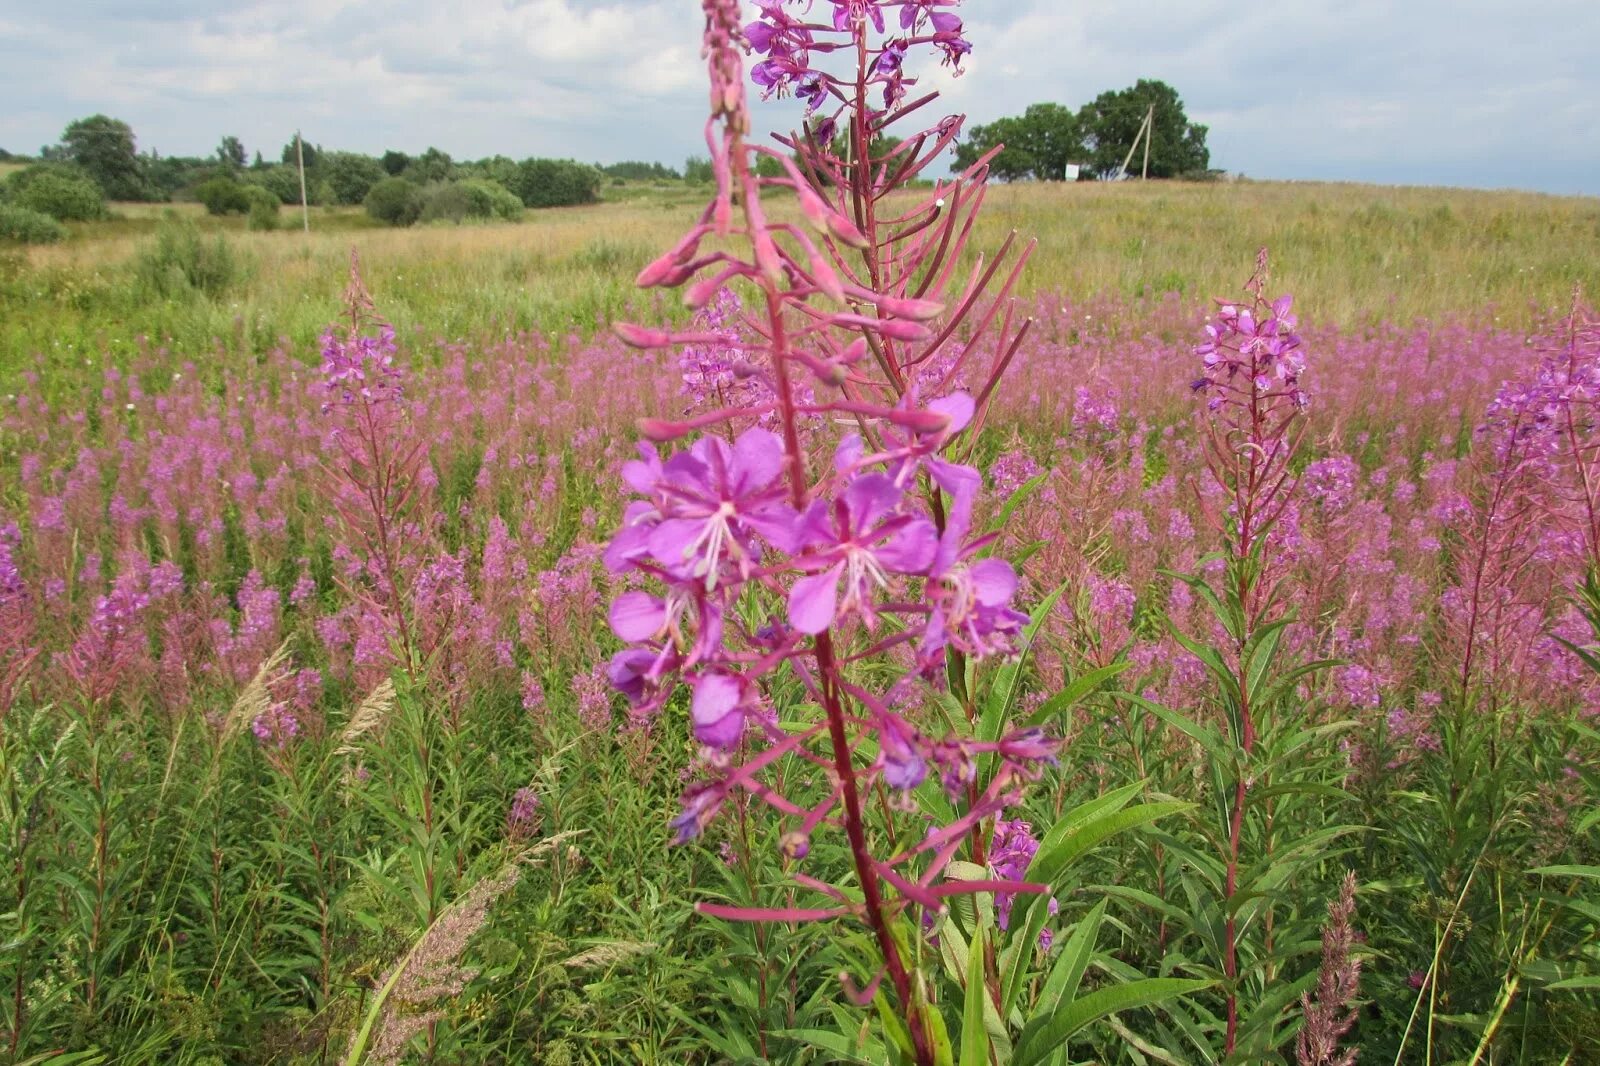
xmin=5 ymin=36 xmax=1600 ymax=1066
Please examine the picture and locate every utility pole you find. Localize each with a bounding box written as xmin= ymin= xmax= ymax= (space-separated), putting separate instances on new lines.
xmin=1117 ymin=103 xmax=1155 ymax=181
xmin=296 ymin=130 xmax=309 ymax=232
xmin=1141 ymin=102 xmax=1153 ymax=180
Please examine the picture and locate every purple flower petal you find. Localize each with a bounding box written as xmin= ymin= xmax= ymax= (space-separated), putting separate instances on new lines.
xmin=834 ymin=433 xmax=864 ymax=473
xmin=609 ymin=591 xmax=665 ymax=641
xmin=648 ymin=518 xmax=705 ymax=570
xmin=928 ymin=392 xmax=975 ymax=435
xmin=876 ymin=517 xmax=938 ymax=573
xmin=879 ymin=716 xmax=926 ymax=790
xmin=732 ymin=427 xmax=785 ymax=491
xmin=843 ymin=472 xmax=902 ymax=530
xmin=970 ymin=558 xmax=1019 ymax=606
xmin=691 ymin=671 xmax=747 ymax=748
xmin=789 ymin=562 xmax=844 ymax=634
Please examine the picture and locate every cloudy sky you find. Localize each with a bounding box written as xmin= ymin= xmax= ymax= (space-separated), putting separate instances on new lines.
xmin=2 ymin=0 xmax=1596 ymax=196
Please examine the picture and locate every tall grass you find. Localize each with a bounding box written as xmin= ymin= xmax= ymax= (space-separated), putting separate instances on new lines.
xmin=4 ymin=180 xmax=1597 ymax=387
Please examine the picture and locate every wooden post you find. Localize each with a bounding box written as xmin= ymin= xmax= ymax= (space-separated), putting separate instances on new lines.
xmin=1117 ymin=105 xmax=1153 ymax=181
xmin=1141 ymin=103 xmax=1153 ymax=180
xmin=296 ymin=131 xmax=310 ymax=232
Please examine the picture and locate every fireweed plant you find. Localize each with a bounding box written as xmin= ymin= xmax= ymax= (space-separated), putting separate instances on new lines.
xmin=600 ymin=1 xmax=1206 ymax=1059
xmin=1113 ymin=252 xmax=1363 ymax=1060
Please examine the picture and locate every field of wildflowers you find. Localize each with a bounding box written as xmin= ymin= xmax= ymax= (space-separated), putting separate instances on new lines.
xmin=3 ymin=2 xmax=1600 ymax=1064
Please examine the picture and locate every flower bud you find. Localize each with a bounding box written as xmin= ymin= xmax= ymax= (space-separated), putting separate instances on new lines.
xmin=811 ymin=253 xmax=846 ymax=304
xmin=833 ymin=314 xmax=934 ymax=343
xmin=795 ymin=184 xmax=870 ymax=249
xmin=614 ymin=322 xmax=673 ymax=349
xmin=876 ymin=295 xmax=945 ymax=321
xmin=639 ymin=417 xmax=693 ymax=442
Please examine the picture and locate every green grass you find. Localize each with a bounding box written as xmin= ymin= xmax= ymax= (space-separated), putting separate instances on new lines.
xmin=3 ymin=178 xmax=1596 ymax=388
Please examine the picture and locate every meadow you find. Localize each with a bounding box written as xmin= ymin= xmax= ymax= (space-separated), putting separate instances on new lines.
xmin=5 ymin=44 xmax=1600 ymax=1066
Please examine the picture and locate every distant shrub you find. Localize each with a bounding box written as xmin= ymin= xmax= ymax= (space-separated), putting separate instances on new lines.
xmin=133 ymin=219 xmax=245 ymax=297
xmin=245 ymin=185 xmax=280 ymax=231
xmin=417 ymin=180 xmax=524 ymax=225
xmin=602 ymin=160 xmax=681 ymax=181
xmin=247 ymin=165 xmax=305 ymax=206
xmin=417 ymin=182 xmax=473 ymax=224
xmin=6 ymin=165 xmax=108 ymax=221
xmin=0 ymin=203 xmax=68 ymax=243
xmin=460 ymin=179 xmax=523 ymax=221
xmin=365 ymin=178 xmax=423 ymax=226
xmin=510 ymin=158 xmax=602 ymax=208
xmin=322 ymin=151 xmax=386 ymax=206
xmin=194 ymin=177 xmax=254 ymax=216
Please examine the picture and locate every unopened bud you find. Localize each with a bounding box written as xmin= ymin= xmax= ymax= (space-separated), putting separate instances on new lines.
xmin=796 ymin=184 xmax=868 ymax=249
xmin=685 ymin=275 xmax=724 ymax=311
xmin=614 ymin=322 xmax=672 ymax=349
xmin=839 ymin=337 xmax=870 ymax=364
xmin=876 ymin=296 xmax=945 ymax=321
xmin=832 ymin=313 xmax=934 ymax=343
xmin=753 ymin=230 xmax=786 ymax=287
xmin=636 ymin=257 xmax=696 ymax=288
xmin=811 ymin=253 xmax=846 ymax=304
xmin=639 ymin=417 xmax=693 ymax=442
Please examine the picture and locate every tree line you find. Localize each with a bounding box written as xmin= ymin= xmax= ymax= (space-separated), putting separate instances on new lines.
xmin=953 ymin=79 xmax=1212 ymax=182
xmin=0 ymin=115 xmax=707 ymax=234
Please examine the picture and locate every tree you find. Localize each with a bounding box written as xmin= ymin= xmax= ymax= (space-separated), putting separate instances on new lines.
xmin=955 ymin=116 xmax=1037 ymax=182
xmin=1077 ymin=78 xmax=1208 ymax=180
xmin=5 ymin=165 xmax=108 ymax=221
xmin=380 ymin=150 xmax=411 ymax=176
xmin=282 ymin=137 xmax=320 ymax=170
xmin=954 ymin=104 xmax=1081 ymax=182
xmin=320 ymin=151 xmax=385 ymax=205
xmin=60 ymin=115 xmax=151 ymax=201
xmin=194 ymin=177 xmax=253 ymax=215
xmin=509 ymin=158 xmax=601 ymax=208
xmin=406 ymin=147 xmax=454 ymax=184
xmin=217 ymin=135 xmax=246 ymax=171
xmin=364 ymin=177 xmax=422 ymax=226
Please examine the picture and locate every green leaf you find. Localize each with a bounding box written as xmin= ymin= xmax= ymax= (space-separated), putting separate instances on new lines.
xmin=1117 ymin=692 xmax=1230 ymax=762
xmin=1034 ymin=898 xmax=1108 ymax=1023
xmin=1001 ymin=884 xmax=1056 ymax=1017
xmin=1025 ymin=662 xmax=1133 ymax=728
xmin=1027 ymin=801 xmax=1192 ymax=891
xmin=773 ymin=1029 xmax=885 ymax=1064
xmin=1014 ymin=978 xmax=1212 ymax=1066
xmin=959 ymin=923 xmax=991 ymax=1066
xmin=980 ymin=583 xmax=1066 ymax=746
xmin=1548 ymin=976 xmax=1600 ymax=991
xmin=1530 ymin=865 xmax=1600 ymax=880
xmin=994 ymin=470 xmax=1051 ymax=528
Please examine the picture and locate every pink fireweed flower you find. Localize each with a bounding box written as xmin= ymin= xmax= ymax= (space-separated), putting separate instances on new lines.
xmin=690 ymin=669 xmax=753 ymax=749
xmin=788 ymin=473 xmax=939 ymax=634
xmin=506 ymin=786 xmax=541 ymax=842
xmin=252 ymin=702 xmax=301 ymax=750
xmin=320 ymin=324 xmax=403 ymax=408
xmin=607 ymin=4 xmax=1044 ymax=1059
xmin=990 ymin=818 xmax=1058 ymax=936
xmin=636 ymin=428 xmax=797 ymax=589
xmin=1193 ymin=293 xmax=1307 ymax=413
